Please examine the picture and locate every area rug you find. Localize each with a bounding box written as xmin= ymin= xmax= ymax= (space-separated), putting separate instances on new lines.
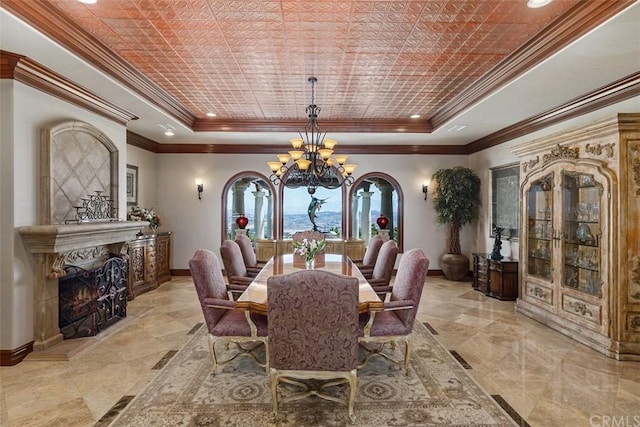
xmin=109 ymin=322 xmax=516 ymax=426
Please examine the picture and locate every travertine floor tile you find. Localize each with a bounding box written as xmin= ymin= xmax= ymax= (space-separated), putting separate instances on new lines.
xmin=1 ymin=275 xmax=639 ymax=427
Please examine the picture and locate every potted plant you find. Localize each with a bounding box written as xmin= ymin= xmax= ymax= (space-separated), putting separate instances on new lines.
xmin=431 ymin=166 xmax=481 ymax=281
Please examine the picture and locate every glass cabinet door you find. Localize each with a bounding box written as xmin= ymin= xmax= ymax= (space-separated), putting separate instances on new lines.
xmin=526 ymin=173 xmax=553 ymax=281
xmin=561 ymin=172 xmax=602 ymax=296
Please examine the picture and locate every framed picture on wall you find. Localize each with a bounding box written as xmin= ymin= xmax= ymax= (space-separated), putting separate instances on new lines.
xmin=126 ymin=164 xmax=138 ymax=206
xmin=490 ymin=163 xmax=520 ymax=239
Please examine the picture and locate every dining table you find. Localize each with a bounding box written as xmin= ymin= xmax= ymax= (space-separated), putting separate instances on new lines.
xmin=236 ymin=253 xmax=383 ymax=316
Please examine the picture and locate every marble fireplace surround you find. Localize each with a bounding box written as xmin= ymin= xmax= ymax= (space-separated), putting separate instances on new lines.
xmin=19 ymin=222 xmax=143 ymax=351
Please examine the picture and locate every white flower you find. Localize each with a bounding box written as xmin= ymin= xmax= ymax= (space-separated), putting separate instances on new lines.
xmin=293 ymin=238 xmax=325 ymax=262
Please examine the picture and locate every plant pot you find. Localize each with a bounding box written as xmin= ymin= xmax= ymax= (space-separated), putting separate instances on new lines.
xmin=441 ymin=253 xmax=470 ymax=281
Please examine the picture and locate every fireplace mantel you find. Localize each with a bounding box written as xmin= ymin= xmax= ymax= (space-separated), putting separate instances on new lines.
xmin=19 ymin=221 xmax=146 ymax=254
xmin=18 ymin=221 xmax=146 ymax=351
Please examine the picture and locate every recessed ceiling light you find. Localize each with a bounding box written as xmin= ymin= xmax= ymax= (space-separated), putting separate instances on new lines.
xmin=158 ymin=123 xmax=175 ymax=136
xmin=78 ymin=0 xmax=98 ymax=4
xmin=206 ymin=112 xmax=217 ymax=117
xmin=410 ymin=114 xmax=421 ymax=119
xmin=447 ymin=125 xmax=468 ymax=132
xmin=527 ymin=0 xmax=552 ymax=8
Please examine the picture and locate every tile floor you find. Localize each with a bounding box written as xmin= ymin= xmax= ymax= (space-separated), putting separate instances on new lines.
xmin=1 ymin=276 xmax=638 ymax=427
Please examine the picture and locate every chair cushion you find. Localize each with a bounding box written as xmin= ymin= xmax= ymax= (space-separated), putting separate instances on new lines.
xmin=212 ymin=310 xmax=268 ymax=337
xmin=358 ymin=310 xmax=410 ymax=337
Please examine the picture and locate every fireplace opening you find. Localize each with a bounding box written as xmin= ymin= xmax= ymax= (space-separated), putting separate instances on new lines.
xmin=59 ymin=256 xmax=128 ymax=339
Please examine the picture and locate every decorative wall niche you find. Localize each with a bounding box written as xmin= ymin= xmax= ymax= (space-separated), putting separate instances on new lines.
xmin=40 ymin=120 xmax=118 ymax=224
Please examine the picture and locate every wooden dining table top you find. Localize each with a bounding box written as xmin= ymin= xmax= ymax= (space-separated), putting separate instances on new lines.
xmin=236 ymin=253 xmax=383 ymax=316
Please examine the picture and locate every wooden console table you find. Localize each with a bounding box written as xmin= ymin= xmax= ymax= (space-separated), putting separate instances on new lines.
xmin=127 ymin=231 xmax=172 ymax=300
xmin=472 ymin=253 xmax=518 ymax=301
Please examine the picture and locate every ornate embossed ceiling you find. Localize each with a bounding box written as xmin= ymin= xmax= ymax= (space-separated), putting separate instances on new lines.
xmin=1 ymin=0 xmax=638 ymax=148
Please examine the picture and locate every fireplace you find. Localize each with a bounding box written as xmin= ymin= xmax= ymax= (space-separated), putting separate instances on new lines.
xmin=18 ymin=222 xmax=144 ymax=350
xmin=59 ymin=256 xmax=128 ymax=339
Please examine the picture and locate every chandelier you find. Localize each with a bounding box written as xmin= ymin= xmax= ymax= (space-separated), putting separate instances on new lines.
xmin=267 ymin=77 xmax=357 ymax=195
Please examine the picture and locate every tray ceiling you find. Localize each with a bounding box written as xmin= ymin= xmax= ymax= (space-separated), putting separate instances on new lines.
xmin=1 ymin=0 xmax=638 ymax=147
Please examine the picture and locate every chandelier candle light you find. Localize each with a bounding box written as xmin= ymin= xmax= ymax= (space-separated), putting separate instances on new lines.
xmin=268 ymin=77 xmax=357 ymax=195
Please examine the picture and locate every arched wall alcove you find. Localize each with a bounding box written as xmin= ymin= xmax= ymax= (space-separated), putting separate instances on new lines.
xmin=348 ymin=172 xmax=404 ymax=252
xmin=221 ymin=171 xmax=277 ymax=243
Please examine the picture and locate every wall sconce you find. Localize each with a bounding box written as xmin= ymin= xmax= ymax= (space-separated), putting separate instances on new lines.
xmin=422 ymin=180 xmax=429 ymax=200
xmin=195 ymin=179 xmax=203 ymax=200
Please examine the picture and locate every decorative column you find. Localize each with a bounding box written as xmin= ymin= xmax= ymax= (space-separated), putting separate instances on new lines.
xmin=378 ymin=182 xmax=394 ymax=240
xmin=351 ymin=194 xmax=360 ymax=240
xmin=252 ymin=185 xmax=265 ymax=239
xmin=265 ymin=194 xmax=273 ymax=239
xmin=360 ymin=190 xmax=373 ymax=244
xmin=232 ymin=180 xmax=251 ymax=226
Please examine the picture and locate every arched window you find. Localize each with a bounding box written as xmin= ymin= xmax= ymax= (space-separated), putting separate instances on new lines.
xmin=349 ymin=173 xmax=403 ymax=251
xmin=281 ymin=185 xmax=346 ymax=239
xmin=222 ymin=172 xmax=277 ymax=243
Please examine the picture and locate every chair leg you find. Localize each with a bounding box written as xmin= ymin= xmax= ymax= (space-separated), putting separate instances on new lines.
xmin=347 ymin=369 xmax=357 ymax=424
xmin=402 ymin=336 xmax=412 ymax=375
xmin=268 ymin=368 xmax=279 ymax=421
xmin=207 ymin=334 xmax=218 ymax=374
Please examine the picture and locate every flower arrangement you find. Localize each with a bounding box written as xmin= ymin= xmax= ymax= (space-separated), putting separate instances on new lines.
xmin=293 ymin=238 xmax=325 ymax=263
xmin=128 ymin=206 xmax=161 ymax=230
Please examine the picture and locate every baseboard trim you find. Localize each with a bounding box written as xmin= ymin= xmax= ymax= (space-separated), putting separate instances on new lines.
xmin=0 ymin=341 xmax=34 ymax=366
xmin=170 ymin=269 xmax=191 ymax=276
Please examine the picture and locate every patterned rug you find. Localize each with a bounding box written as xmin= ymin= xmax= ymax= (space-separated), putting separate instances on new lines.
xmin=109 ymin=322 xmax=516 ymax=426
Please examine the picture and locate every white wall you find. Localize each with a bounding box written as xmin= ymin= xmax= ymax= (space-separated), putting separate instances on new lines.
xmin=1 ymin=80 xmax=127 ymax=350
xmin=154 ymin=152 xmax=471 ymax=271
xmin=126 ymin=144 xmax=157 ymax=212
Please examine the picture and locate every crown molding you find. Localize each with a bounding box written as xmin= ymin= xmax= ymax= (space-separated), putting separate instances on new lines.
xmin=466 ymin=71 xmax=640 ymax=154
xmin=127 ymin=131 xmax=160 ymax=152
xmin=429 ymin=0 xmax=635 ymax=131
xmin=193 ymin=119 xmax=433 ymax=133
xmin=1 ymin=1 xmax=194 ymax=128
xmin=1 ymin=50 xmax=138 ymax=125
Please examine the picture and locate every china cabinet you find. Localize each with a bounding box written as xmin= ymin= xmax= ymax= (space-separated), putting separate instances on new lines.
xmin=512 ymin=114 xmax=640 ymax=360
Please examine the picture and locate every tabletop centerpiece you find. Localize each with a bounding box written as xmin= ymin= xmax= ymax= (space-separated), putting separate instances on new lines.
xmin=293 ymin=238 xmax=325 ymax=269
xmin=128 ymin=206 xmax=162 ymax=232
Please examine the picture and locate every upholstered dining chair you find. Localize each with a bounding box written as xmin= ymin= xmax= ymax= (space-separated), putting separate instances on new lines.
xmin=267 ymin=270 xmax=359 ymax=424
xmin=352 ymin=235 xmax=384 ymax=279
xmin=367 ymin=240 xmax=398 ymax=290
xmin=220 ymin=240 xmax=256 ymax=296
xmin=235 ymin=234 xmax=266 ymax=275
xmin=188 ymin=249 xmax=268 ymax=373
xmin=359 ymin=248 xmax=429 ymax=374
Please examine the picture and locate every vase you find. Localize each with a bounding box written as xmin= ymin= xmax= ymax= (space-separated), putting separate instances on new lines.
xmin=305 ymin=259 xmax=314 ymax=270
xmin=376 ymin=214 xmax=389 ymax=230
xmin=236 ymin=214 xmax=249 ymax=229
